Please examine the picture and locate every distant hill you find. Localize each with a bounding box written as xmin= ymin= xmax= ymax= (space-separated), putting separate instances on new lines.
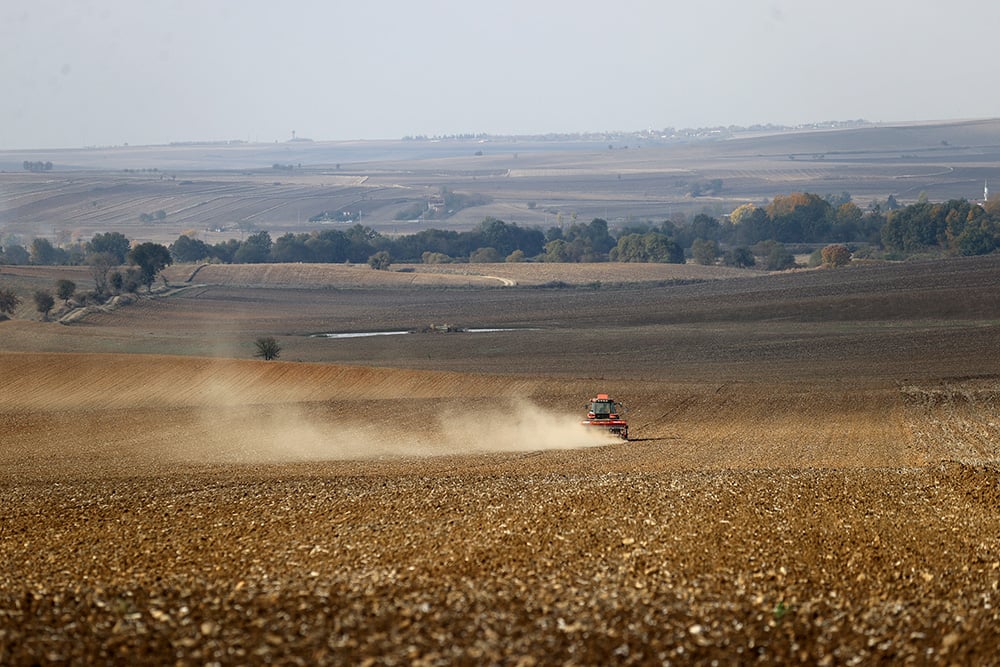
xmin=2 ymin=118 xmax=998 ymax=241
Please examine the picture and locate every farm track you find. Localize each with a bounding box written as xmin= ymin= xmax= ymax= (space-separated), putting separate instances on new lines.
xmin=4 ymin=255 xmax=1000 ymax=662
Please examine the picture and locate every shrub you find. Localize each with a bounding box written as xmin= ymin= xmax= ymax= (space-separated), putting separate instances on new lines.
xmin=0 ymin=288 xmax=21 ymax=315
xmin=56 ymin=279 xmax=76 ymax=301
xmin=34 ymin=290 xmax=55 ymax=320
xmin=470 ymin=247 xmax=501 ymax=263
xmin=368 ymin=251 xmax=392 ymax=270
xmin=421 ymin=252 xmax=452 ymax=264
xmin=756 ymin=241 xmax=796 ymax=271
xmin=254 ymin=337 xmax=281 ymax=361
xmin=723 ymin=247 xmax=755 ymax=268
xmin=821 ymin=244 xmax=852 ymax=268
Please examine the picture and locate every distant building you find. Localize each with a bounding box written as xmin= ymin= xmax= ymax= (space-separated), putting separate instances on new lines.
xmin=428 ymin=194 xmax=445 ymax=213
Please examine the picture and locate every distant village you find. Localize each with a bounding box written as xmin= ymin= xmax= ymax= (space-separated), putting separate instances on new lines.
xmin=401 ymin=120 xmax=874 ymax=144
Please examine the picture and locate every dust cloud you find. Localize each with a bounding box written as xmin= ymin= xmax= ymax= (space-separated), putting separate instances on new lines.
xmin=439 ymin=399 xmax=617 ymax=453
xmin=1 ymin=355 xmax=620 ymax=472
xmin=182 ymin=397 xmax=616 ymax=464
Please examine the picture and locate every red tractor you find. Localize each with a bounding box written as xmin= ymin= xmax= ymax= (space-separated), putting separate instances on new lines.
xmin=582 ymin=393 xmax=629 ymax=440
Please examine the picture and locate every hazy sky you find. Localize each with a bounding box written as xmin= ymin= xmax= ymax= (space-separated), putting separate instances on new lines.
xmin=3 ymin=0 xmax=998 ymax=149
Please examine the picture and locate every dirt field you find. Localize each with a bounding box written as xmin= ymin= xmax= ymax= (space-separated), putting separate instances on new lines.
xmin=3 ymin=256 xmax=1000 ymax=663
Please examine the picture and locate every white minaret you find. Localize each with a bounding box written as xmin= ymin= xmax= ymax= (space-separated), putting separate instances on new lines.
xmin=986 ymin=180 xmax=990 ymax=202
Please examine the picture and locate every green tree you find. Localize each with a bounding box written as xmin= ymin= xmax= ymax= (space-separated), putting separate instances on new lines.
xmin=23 ymin=160 xmax=53 ymax=172
xmin=541 ymin=239 xmax=569 ymax=262
xmin=128 ymin=242 xmax=172 ymax=290
xmin=234 ymin=231 xmax=272 ymax=263
xmin=472 ymin=218 xmax=544 ymax=258
xmin=757 ymin=241 xmax=796 ymax=270
xmin=583 ymin=218 xmax=616 ymax=254
xmin=34 ymin=290 xmax=55 ymax=320
xmin=0 ymin=244 xmax=29 ymax=264
xmin=470 ymin=247 xmax=501 ymax=263
xmin=122 ymin=268 xmax=141 ymax=293
xmin=110 ymin=270 xmax=125 ymax=293
xmin=56 ymin=279 xmax=76 ymax=302
xmin=421 ymin=251 xmax=452 ymax=264
xmin=611 ymin=232 xmax=684 ymax=263
xmin=30 ymin=238 xmax=63 ymax=265
xmin=254 ymin=336 xmax=282 ymax=361
xmin=956 ymin=217 xmax=1000 ymax=256
xmin=832 ymin=202 xmax=865 ymax=240
xmin=87 ymin=232 xmax=130 ymax=263
xmin=765 ymin=192 xmax=833 ymax=243
xmin=688 ymin=214 xmax=722 ymax=244
xmin=171 ymin=234 xmax=213 ymax=262
xmin=691 ymin=238 xmax=719 ymax=265
xmin=477 ymin=219 xmax=517 ymax=257
xmin=723 ymin=247 xmax=756 ymax=268
xmin=0 ymin=288 xmax=21 ymax=315
xmin=211 ymin=239 xmax=242 ymax=264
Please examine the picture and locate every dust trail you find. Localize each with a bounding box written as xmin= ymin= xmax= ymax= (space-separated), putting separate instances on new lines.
xmin=181 ymin=398 xmax=616 ymax=464
xmin=438 ymin=398 xmax=618 ymax=453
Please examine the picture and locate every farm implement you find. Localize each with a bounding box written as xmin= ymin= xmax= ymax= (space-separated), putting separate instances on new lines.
xmin=582 ymin=393 xmax=629 ymax=440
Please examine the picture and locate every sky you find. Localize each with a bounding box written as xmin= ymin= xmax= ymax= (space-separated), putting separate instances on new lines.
xmin=2 ymin=0 xmax=998 ymax=150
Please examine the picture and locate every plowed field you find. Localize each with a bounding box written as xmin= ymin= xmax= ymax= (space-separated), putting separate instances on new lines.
xmin=3 ymin=256 xmax=1000 ymax=664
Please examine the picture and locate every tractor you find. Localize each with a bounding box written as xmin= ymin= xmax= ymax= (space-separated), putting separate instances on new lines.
xmin=582 ymin=393 xmax=628 ymax=440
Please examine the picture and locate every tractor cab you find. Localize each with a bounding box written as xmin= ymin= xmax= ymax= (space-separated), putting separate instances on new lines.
xmin=587 ymin=394 xmax=621 ymax=420
xmin=583 ymin=393 xmax=629 ymax=440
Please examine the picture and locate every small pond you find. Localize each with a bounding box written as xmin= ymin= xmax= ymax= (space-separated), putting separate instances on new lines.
xmin=311 ymin=327 xmax=538 ymax=339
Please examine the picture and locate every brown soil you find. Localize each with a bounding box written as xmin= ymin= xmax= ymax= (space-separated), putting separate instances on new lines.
xmin=3 ymin=255 xmax=1000 ymax=664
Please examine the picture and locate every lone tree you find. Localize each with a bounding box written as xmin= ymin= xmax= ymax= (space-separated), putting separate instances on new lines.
xmin=128 ymin=242 xmax=172 ymax=291
xmin=89 ymin=252 xmax=117 ymax=295
xmin=0 ymin=288 xmax=21 ymax=315
xmin=254 ymin=336 xmax=282 ymax=361
xmin=56 ymin=279 xmax=76 ymax=302
xmin=368 ymin=250 xmax=392 ymax=270
xmin=821 ymin=243 xmax=852 ymax=268
xmin=34 ymin=290 xmax=55 ymax=320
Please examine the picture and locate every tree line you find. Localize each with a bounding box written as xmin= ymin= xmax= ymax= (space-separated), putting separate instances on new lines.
xmin=4 ymin=193 xmax=1000 ymax=276
xmin=0 ymin=231 xmax=172 ymax=308
xmin=0 ymin=232 xmax=172 ymax=322
xmin=23 ymin=161 xmax=54 ymax=172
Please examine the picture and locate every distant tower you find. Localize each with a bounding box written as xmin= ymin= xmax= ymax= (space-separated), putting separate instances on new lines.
xmin=986 ymin=179 xmax=990 ymax=202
